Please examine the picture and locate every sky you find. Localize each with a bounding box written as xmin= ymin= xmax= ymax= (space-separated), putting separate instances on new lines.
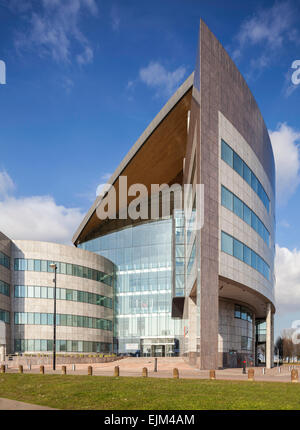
xmin=0 ymin=0 xmax=300 ymax=338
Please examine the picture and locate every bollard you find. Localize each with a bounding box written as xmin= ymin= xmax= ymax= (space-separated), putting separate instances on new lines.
xmin=18 ymin=365 xmax=23 ymax=374
xmin=154 ymin=358 xmax=158 ymax=373
xmin=114 ymin=366 xmax=120 ymax=377
xmin=40 ymin=365 xmax=45 ymax=375
xmin=1 ymin=364 xmax=5 ymax=373
xmin=278 ymin=366 xmax=281 ymax=373
xmin=291 ymin=369 xmax=298 ymax=383
xmin=209 ymin=370 xmax=216 ymax=380
xmin=72 ymin=364 xmax=76 ymax=372
xmin=142 ymin=367 xmax=148 ymax=378
xmin=262 ymin=367 xmax=265 ymax=375
xmin=248 ymin=368 xmax=255 ymax=381
xmin=173 ymin=368 xmax=179 ymax=379
xmin=28 ymin=363 xmax=31 ymax=371
xmin=88 ymin=366 xmax=93 ymax=376
xmin=62 ymin=366 xmax=67 ymax=375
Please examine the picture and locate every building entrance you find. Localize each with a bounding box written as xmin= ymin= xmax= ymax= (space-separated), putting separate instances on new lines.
xmin=141 ymin=338 xmax=175 ymax=357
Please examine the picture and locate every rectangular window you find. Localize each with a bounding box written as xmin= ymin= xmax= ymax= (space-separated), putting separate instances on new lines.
xmin=243 ymin=204 xmax=251 ymax=226
xmin=243 ymin=245 xmax=252 ymax=266
xmin=233 ymin=195 xmax=243 ymax=219
xmin=251 ymin=250 xmax=258 ymax=271
xmin=27 ymin=313 xmax=34 ymax=324
xmin=243 ymin=163 xmax=252 ymax=186
xmin=234 ymin=305 xmax=241 ymax=318
xmin=34 ymin=313 xmax=41 ymax=325
xmin=27 ymin=259 xmax=34 ymax=271
xmin=221 ymin=186 xmax=233 ymax=211
xmin=221 ymin=140 xmax=233 ymax=167
xmin=251 ymin=212 xmax=258 ymax=232
xmin=34 ymin=259 xmax=41 ymax=271
xmin=41 ymin=287 xmax=48 ymax=299
xmin=251 ymin=173 xmax=258 ymax=194
xmin=34 ymin=286 xmax=41 ymax=298
xmin=233 ymin=238 xmax=243 ymax=261
xmin=41 ymin=260 xmax=47 ymax=272
xmin=233 ymin=152 xmax=243 ymax=177
xmin=221 ymin=232 xmax=233 ymax=255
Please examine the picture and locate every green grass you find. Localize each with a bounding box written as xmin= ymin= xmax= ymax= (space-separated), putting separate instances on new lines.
xmin=0 ymin=374 xmax=300 ymax=410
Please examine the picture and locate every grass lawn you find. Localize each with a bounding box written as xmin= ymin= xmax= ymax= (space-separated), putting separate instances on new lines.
xmin=0 ymin=374 xmax=300 ymax=410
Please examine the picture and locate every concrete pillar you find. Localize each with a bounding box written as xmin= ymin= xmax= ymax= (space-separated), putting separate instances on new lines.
xmin=0 ymin=345 xmax=5 ymax=363
xmin=188 ymin=296 xmax=197 ymax=365
xmin=266 ymin=303 xmax=274 ymax=369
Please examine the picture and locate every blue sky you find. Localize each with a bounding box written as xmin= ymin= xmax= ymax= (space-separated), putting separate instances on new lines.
xmin=0 ymin=0 xmax=300 ymax=337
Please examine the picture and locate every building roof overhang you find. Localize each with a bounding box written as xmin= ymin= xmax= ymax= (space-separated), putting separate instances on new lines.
xmin=73 ymin=73 xmax=194 ymax=246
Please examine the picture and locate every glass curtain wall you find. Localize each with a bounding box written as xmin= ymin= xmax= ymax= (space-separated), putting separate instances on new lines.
xmin=79 ymin=219 xmax=183 ymax=356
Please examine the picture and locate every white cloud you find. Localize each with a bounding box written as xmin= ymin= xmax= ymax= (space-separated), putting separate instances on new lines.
xmin=275 ymin=244 xmax=300 ymax=313
xmin=0 ymin=171 xmax=84 ymax=244
xmin=139 ymin=61 xmax=186 ymax=97
xmin=232 ymin=1 xmax=299 ymax=74
xmin=269 ymin=123 xmax=300 ymax=204
xmin=14 ymin=0 xmax=98 ymax=64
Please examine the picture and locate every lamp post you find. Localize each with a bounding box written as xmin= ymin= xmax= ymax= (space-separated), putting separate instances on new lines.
xmin=50 ymin=263 xmax=57 ymax=371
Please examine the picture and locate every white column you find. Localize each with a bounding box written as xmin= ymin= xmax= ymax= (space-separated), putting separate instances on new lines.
xmin=266 ymin=303 xmax=274 ymax=369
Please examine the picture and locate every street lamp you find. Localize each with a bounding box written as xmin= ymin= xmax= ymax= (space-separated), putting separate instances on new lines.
xmin=49 ymin=263 xmax=57 ymax=371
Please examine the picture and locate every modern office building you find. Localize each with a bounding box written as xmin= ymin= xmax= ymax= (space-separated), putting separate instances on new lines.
xmin=0 ymin=234 xmax=115 ymax=355
xmin=73 ymin=21 xmax=275 ymax=369
xmin=0 ymin=21 xmax=275 ymax=369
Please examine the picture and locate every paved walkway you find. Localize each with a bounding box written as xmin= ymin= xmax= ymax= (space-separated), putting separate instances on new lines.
xmin=1 ymin=357 xmax=297 ymax=383
xmin=0 ymin=397 xmax=56 ymax=410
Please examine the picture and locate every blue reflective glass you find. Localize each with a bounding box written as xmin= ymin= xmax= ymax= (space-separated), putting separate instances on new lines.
xmin=243 ymin=204 xmax=252 ymax=226
xmin=233 ymin=195 xmax=243 ymax=219
xmin=233 ymin=152 xmax=243 ymax=177
xmin=243 ymin=245 xmax=251 ymax=266
xmin=251 ymin=173 xmax=258 ymax=194
xmin=233 ymin=238 xmax=243 ymax=261
xmin=221 ymin=140 xmax=233 ymax=167
xmin=251 ymin=250 xmax=258 ymax=270
xmin=221 ymin=186 xmax=233 ymax=211
xmin=243 ymin=163 xmax=252 ymax=186
xmin=251 ymin=212 xmax=258 ymax=231
xmin=221 ymin=232 xmax=233 ymax=255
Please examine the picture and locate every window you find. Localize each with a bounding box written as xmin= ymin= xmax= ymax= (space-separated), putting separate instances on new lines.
xmin=221 ymin=232 xmax=233 ymax=255
xmin=244 ymin=245 xmax=251 ymax=266
xmin=221 ymin=186 xmax=270 ymax=246
xmin=243 ymin=163 xmax=251 ymax=186
xmin=234 ymin=305 xmax=241 ymax=318
xmin=221 ymin=186 xmax=233 ymax=211
xmin=233 ymin=238 xmax=243 ymax=261
xmin=220 ymin=139 xmax=270 ymax=212
xmin=251 ymin=172 xmax=258 ymax=194
xmin=13 ymin=258 xmax=113 ymax=286
xmin=221 ymin=139 xmax=233 ymax=167
xmin=233 ymin=152 xmax=243 ymax=176
xmin=221 ymin=231 xmax=270 ymax=280
xmin=233 ymin=195 xmax=243 ymax=219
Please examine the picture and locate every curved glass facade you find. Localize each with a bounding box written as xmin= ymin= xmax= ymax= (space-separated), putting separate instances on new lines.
xmin=14 ymin=258 xmax=113 ymax=286
xmin=79 ymin=219 xmax=183 ymax=356
xmin=14 ymin=312 xmax=112 ymax=331
xmin=14 ymin=285 xmax=112 ymax=309
xmin=14 ymin=339 xmax=112 ymax=353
